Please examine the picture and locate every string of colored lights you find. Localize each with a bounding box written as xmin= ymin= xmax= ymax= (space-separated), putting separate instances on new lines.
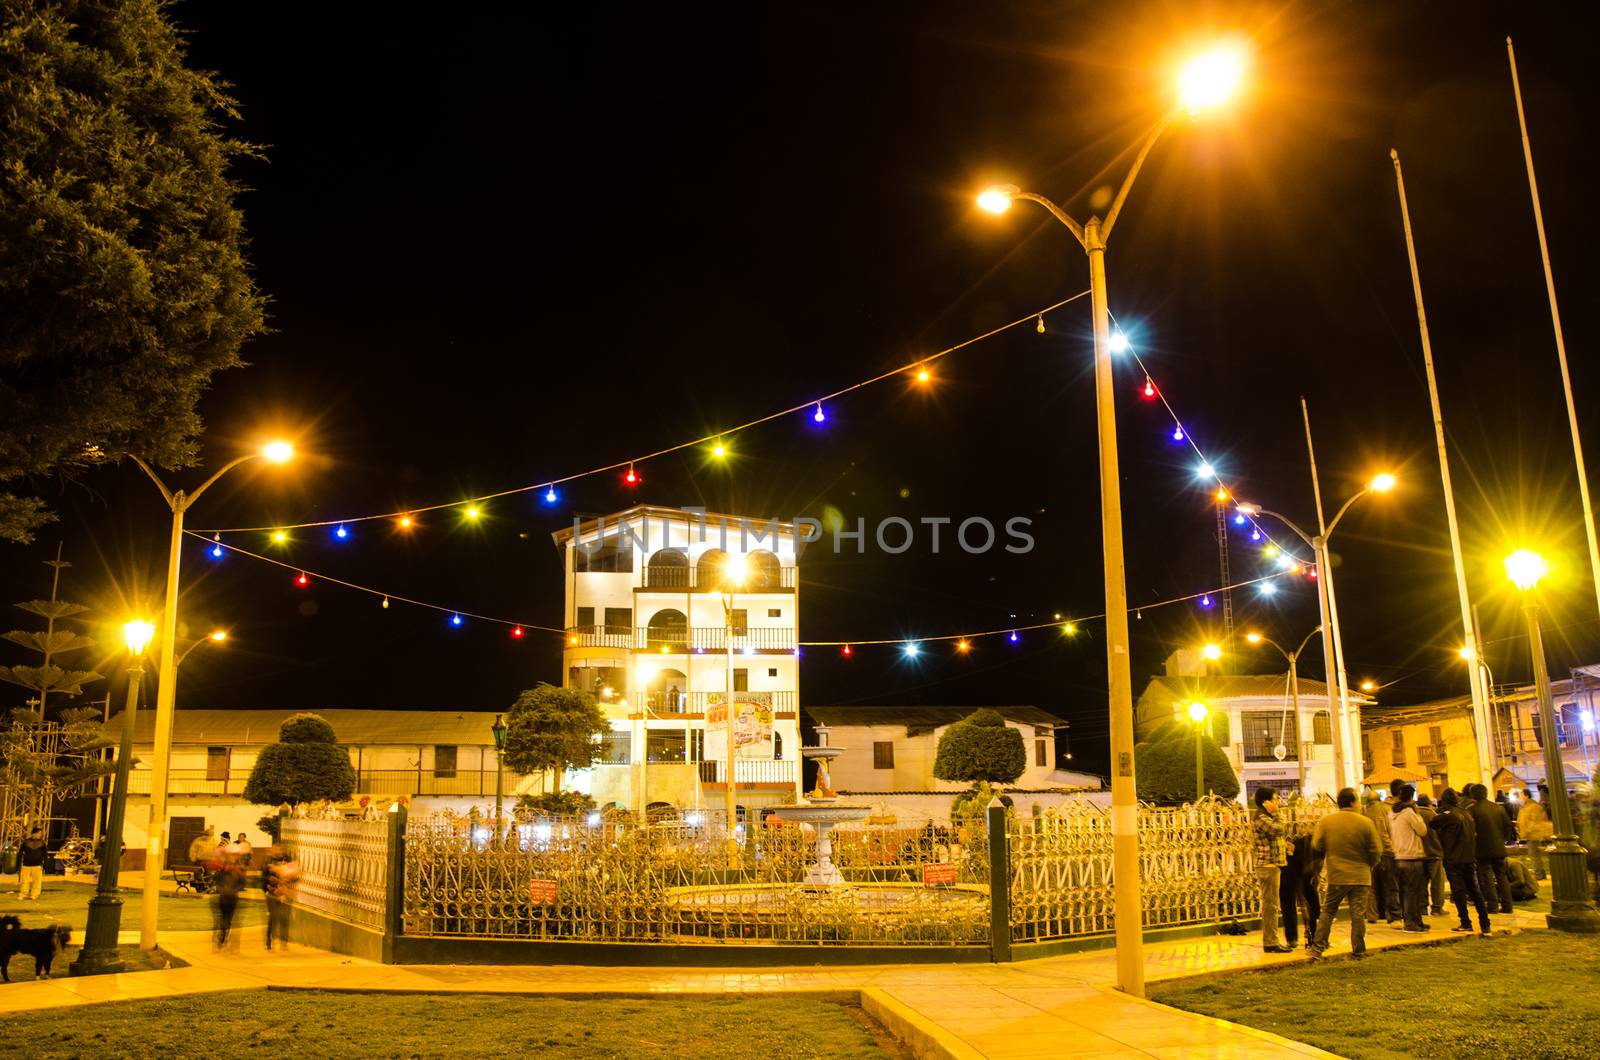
xmin=188 ymin=528 xmax=1294 ymax=652
xmin=195 ymin=289 xmax=1094 ymax=535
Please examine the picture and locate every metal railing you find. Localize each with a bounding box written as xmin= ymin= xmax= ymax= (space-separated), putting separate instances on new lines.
xmin=640 ymin=565 xmax=796 ymax=591
xmin=125 ymin=769 xmax=253 ymax=795
xmin=356 ymin=769 xmax=523 ymax=797
xmin=566 ymin=625 xmax=797 ymax=652
xmin=643 ymin=690 xmax=796 ymax=715
xmin=697 ymin=759 xmax=797 ymax=785
xmin=282 ymin=816 xmax=393 ymax=932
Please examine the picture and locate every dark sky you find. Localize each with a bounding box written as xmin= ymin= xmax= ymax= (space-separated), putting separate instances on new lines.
xmin=6 ymin=2 xmax=1599 ymax=775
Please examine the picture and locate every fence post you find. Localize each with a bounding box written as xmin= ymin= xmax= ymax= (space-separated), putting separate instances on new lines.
xmin=384 ymin=803 xmax=408 ymax=960
xmin=987 ymin=797 xmax=1011 ymax=963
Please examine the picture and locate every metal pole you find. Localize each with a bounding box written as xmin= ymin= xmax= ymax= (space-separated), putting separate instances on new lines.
xmin=1522 ymin=600 xmax=1600 ymax=931
xmin=1320 ymin=537 xmax=1359 ymax=787
xmin=1195 ymin=720 xmax=1205 ymax=803
xmin=1302 ymin=401 xmax=1349 ymax=789
xmin=72 ymin=656 xmax=143 ymax=975
xmin=1389 ymin=150 xmax=1493 ymax=789
xmin=1086 ymin=216 xmax=1144 ymax=998
xmin=1507 ymin=39 xmax=1600 ymax=628
xmin=1290 ymin=656 xmax=1306 ymax=795
xmin=141 ymin=501 xmax=185 ymax=950
xmin=724 ymin=592 xmax=738 ymax=867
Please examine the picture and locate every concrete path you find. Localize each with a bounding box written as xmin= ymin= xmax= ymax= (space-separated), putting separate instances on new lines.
xmin=0 ymin=900 xmax=1552 ymax=1059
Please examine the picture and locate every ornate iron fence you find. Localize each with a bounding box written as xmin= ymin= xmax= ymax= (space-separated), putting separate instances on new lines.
xmin=401 ymin=810 xmax=988 ymax=945
xmin=1008 ymin=796 xmax=1336 ymax=943
xmin=281 ymin=817 xmax=393 ymax=931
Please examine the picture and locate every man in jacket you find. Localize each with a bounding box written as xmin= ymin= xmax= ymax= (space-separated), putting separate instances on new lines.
xmin=1468 ymin=783 xmax=1514 ymax=914
xmin=1252 ymin=787 xmax=1293 ymax=953
xmin=1389 ymin=784 xmax=1429 ymax=931
xmin=1416 ymin=793 xmax=1447 ymax=915
xmin=1429 ymin=787 xmax=1491 ymax=935
xmin=1309 ymin=788 xmax=1382 ymax=958
xmin=1281 ymin=832 xmax=1323 ymax=950
xmin=1518 ymin=784 xmax=1553 ymax=881
xmin=16 ymin=827 xmax=48 ymax=899
xmin=1363 ymin=789 xmax=1399 ymax=923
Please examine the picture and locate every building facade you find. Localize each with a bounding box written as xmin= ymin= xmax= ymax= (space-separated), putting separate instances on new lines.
xmin=552 ymin=506 xmax=805 ymax=817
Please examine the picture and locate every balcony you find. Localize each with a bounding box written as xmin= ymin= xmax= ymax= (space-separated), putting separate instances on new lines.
xmin=125 ymin=769 xmax=253 ymax=796
xmin=640 ymin=565 xmax=796 ymax=591
xmin=566 ymin=626 xmax=797 ymax=652
xmin=122 ymin=768 xmax=519 ymax=799
xmin=698 ymin=759 xmax=798 ymax=786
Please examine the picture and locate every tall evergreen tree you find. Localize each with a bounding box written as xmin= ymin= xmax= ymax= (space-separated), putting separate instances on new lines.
xmin=0 ymin=0 xmax=267 ymax=542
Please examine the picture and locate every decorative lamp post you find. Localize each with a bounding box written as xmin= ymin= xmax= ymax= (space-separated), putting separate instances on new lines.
xmin=491 ymin=713 xmax=507 ymax=844
xmin=721 ymin=554 xmax=749 ymax=868
xmin=71 ymin=619 xmax=155 ymax=976
xmin=976 ymin=42 xmax=1246 ymax=998
xmin=132 ymin=440 xmax=294 ymax=950
xmin=1187 ymin=701 xmax=1210 ymax=803
xmin=1245 ymin=627 xmax=1323 ymax=796
xmin=1504 ymin=549 xmax=1600 ymax=932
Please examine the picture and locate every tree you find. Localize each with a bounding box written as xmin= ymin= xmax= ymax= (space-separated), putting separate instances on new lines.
xmin=243 ymin=713 xmax=357 ymax=807
xmin=933 ymin=709 xmax=1027 ymax=785
xmin=0 ymin=0 xmax=268 ymax=542
xmin=0 ymin=548 xmax=101 ymax=711
xmin=1134 ymin=722 xmax=1241 ymax=805
xmin=501 ymin=683 xmax=607 ymax=794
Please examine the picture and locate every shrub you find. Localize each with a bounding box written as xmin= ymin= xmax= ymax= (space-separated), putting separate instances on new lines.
xmin=243 ymin=712 xmax=357 ymax=807
xmin=516 ymin=790 xmax=597 ymax=817
xmin=933 ymin=709 xmax=1027 ymax=784
xmin=1135 ymin=722 xmax=1240 ymax=805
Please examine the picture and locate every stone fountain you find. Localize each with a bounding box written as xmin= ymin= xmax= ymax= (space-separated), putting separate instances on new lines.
xmin=771 ymin=725 xmax=870 ymax=885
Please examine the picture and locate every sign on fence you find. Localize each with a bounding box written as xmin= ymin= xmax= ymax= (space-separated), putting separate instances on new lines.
xmin=528 ymin=878 xmax=559 ymax=905
xmin=922 ymin=862 xmax=957 ymax=888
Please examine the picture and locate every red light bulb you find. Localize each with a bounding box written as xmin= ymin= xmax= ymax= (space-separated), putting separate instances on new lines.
xmin=1141 ymin=378 xmax=1156 ymax=399
xmin=511 ymin=626 xmax=525 ymax=639
xmin=623 ymin=464 xmax=639 ymax=486
xmin=841 ymin=644 xmax=853 ymax=657
xmin=295 ymin=572 xmax=309 ymax=587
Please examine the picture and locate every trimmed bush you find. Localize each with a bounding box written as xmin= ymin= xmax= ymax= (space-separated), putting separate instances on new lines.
xmin=933 ymin=709 xmax=1027 ymax=784
xmin=1135 ymin=722 xmax=1240 ymax=805
xmin=243 ymin=712 xmax=357 ymax=807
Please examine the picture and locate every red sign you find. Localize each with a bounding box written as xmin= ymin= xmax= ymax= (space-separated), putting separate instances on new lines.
xmin=528 ymin=878 xmax=559 ymax=905
xmin=921 ymin=863 xmax=957 ymax=888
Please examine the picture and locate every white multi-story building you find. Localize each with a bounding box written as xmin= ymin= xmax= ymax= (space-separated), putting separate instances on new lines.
xmin=552 ymin=505 xmax=804 ymax=818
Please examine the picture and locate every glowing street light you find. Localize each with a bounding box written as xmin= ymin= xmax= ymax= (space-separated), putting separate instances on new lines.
xmin=260 ymin=440 xmax=294 ymax=464
xmin=1177 ymin=43 xmax=1248 ymax=115
xmin=1201 ymin=642 xmax=1222 ymax=661
xmin=1244 ymin=627 xmax=1323 ymax=794
xmin=1186 ymin=701 xmax=1210 ymax=803
xmin=976 ymin=184 xmax=1017 ymax=215
xmin=1369 ymin=472 xmax=1397 ymax=494
xmin=1503 ymin=548 xmax=1600 ymax=930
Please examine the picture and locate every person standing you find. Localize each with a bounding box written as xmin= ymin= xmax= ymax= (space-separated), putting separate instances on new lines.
xmin=263 ymin=849 xmax=302 ymax=952
xmin=16 ymin=828 xmax=48 ymax=900
xmin=1468 ymin=783 xmax=1513 ymax=914
xmin=1309 ymin=788 xmax=1382 ymax=959
xmin=1280 ymin=832 xmax=1323 ymax=951
xmin=1363 ymin=790 xmax=1399 ymax=923
xmin=1416 ymin=793 xmax=1447 ymax=916
xmin=1518 ymin=784 xmax=1553 ymax=881
xmin=1430 ymin=788 xmax=1491 ymax=935
xmin=1389 ymin=785 xmax=1429 ymax=932
xmin=1252 ymin=787 xmax=1292 ymax=953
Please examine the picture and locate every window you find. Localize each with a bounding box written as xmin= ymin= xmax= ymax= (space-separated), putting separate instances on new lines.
xmin=690 ymin=729 xmax=704 ymax=762
xmin=873 ymin=741 xmax=894 ymax=769
xmin=598 ymin=731 xmax=631 ymax=765
xmin=576 ymin=606 xmax=595 ymax=628
xmin=773 ymin=731 xmax=783 ymax=760
xmin=767 ymin=608 xmax=782 ymax=618
xmin=733 ymin=668 xmax=748 ymax=692
xmin=1559 ymin=703 xmax=1580 ymax=746
xmin=1362 ymin=734 xmax=1373 ymax=773
xmin=1313 ymin=711 xmax=1332 ymax=744
xmin=1428 ymin=725 xmax=1443 ymax=745
xmin=1036 ymin=737 xmax=1049 ymax=768
xmin=766 ymin=667 xmax=777 ymax=678
xmin=731 ymin=609 xmax=748 ymax=635
xmin=1418 ymin=745 xmax=1439 ymax=764
xmin=573 ymin=537 xmax=633 ymax=573
xmin=206 ymin=747 xmax=230 ymax=782
xmin=645 ymin=548 xmax=689 ymax=587
xmin=603 ymin=607 xmax=632 ymax=634
xmin=1390 ymin=728 xmax=1406 ymax=766
xmin=1241 ymin=711 xmax=1298 ymax=762
xmin=434 ymin=745 xmax=458 ymax=779
xmin=646 ymin=730 xmax=686 ymax=763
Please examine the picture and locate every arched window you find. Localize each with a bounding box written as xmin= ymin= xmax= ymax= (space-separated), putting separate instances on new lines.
xmin=646 ymin=548 xmax=689 ymax=588
xmin=747 ymin=549 xmax=781 ymax=589
xmin=697 ymin=548 xmax=728 ymax=589
xmin=645 ymin=668 xmax=688 ymax=713
xmin=645 ymin=609 xmax=688 ymax=652
xmin=1313 ymin=711 xmax=1332 ymax=744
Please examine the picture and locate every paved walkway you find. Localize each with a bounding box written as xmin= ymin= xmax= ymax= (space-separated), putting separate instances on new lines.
xmin=0 ymin=899 xmax=1552 ymax=1059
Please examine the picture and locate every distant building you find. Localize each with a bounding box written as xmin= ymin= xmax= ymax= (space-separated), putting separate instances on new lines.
xmin=1361 ymin=663 xmax=1600 ymax=796
xmin=802 ymin=705 xmax=1102 ymax=818
xmin=552 ymin=505 xmax=805 ymax=818
xmin=1135 ymin=650 xmax=1375 ymax=801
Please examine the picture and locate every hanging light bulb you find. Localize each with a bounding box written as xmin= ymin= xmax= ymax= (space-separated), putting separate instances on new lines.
xmin=1035 ymin=315 xmax=1045 ymax=334
xmin=1200 ymin=594 xmax=1213 ymax=608
xmin=334 ymin=524 xmax=349 ymax=540
xmin=1108 ymin=331 xmax=1130 ymax=353
xmin=903 ymin=642 xmax=921 ymax=657
xmin=544 ymin=485 xmax=558 ymax=504
xmin=295 ymin=572 xmax=309 ymax=587
xmin=381 ymin=596 xmax=390 ymax=609
xmin=1233 ymin=513 xmax=1246 ymax=525
xmin=624 ymin=464 xmax=640 ymax=486
xmin=271 ymin=530 xmax=287 ymax=544
xmin=812 ymin=402 xmax=826 ymax=423
xmin=956 ymin=639 xmax=971 ymax=653
xmin=1171 ymin=426 xmax=1184 ymax=442
xmin=841 ymin=644 xmax=853 ymax=657
xmin=1008 ymin=630 xmax=1020 ymax=644
xmin=1250 ymin=528 xmax=1262 ymax=542
xmin=914 ymin=364 xmax=932 ymax=384
xmin=711 ymin=439 xmax=727 ymax=458
xmin=464 ymin=506 xmax=481 ymax=520
xmin=210 ymin=533 xmax=224 ymax=560
xmin=450 ymin=613 xmax=464 ymax=627
xmin=1141 ymin=377 xmax=1156 ymax=399
xmin=398 ymin=515 xmax=414 ymax=530
xmin=511 ymin=626 xmax=525 ymax=639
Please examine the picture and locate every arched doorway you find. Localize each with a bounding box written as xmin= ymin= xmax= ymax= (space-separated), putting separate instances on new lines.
xmin=646 ymin=548 xmax=689 ymax=588
xmin=697 ymin=548 xmax=729 ymax=589
xmin=747 ymin=549 xmax=781 ymax=589
xmin=645 ymin=608 xmax=688 ymax=652
xmin=645 ymin=668 xmax=687 ymax=713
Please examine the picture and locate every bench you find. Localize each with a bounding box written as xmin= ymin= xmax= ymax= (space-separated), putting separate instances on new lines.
xmin=169 ymin=864 xmax=209 ymax=894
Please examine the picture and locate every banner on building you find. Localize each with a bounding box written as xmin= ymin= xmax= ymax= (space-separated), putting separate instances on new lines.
xmin=704 ymin=698 xmax=774 ymax=754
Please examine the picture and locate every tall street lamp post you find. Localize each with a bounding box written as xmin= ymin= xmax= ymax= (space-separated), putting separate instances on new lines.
xmin=1235 ymin=471 xmax=1394 ymax=789
xmin=71 ymin=620 xmax=154 ymax=976
xmin=977 ymin=43 xmax=1246 ymax=998
xmin=491 ymin=714 xmax=507 ymax=845
xmin=1245 ymin=628 xmax=1322 ymax=795
xmin=1187 ymin=701 xmax=1210 ymax=803
xmin=1503 ymin=549 xmax=1600 ymax=932
xmin=131 ymin=439 xmax=293 ymax=950
xmin=720 ymin=555 xmax=748 ymax=868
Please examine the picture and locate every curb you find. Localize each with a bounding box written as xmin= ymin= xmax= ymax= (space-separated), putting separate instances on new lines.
xmin=859 ymin=986 xmax=985 ymax=1060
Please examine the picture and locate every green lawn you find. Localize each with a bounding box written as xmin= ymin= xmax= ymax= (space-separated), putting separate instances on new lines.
xmin=26 ymin=991 xmax=901 ymax=1059
xmin=0 ymin=878 xmax=264 ymax=936
xmin=1152 ymin=931 xmax=1600 ymax=1060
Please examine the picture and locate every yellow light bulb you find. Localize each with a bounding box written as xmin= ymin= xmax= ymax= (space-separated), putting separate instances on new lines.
xmin=1369 ymin=472 xmax=1397 ymax=493
xmin=465 ymin=506 xmax=480 ymax=519
xmin=1459 ymin=646 xmax=1474 ymax=661
xmin=1187 ymin=701 xmax=1209 ymax=723
xmin=123 ymin=620 xmax=155 ymax=655
xmin=712 ymin=441 xmax=727 ymax=458
xmin=915 ymin=366 xmax=931 ymax=384
xmin=976 ymin=185 xmax=1016 ymax=214
xmin=1504 ymin=548 xmax=1548 ymax=592
xmin=1178 ymin=43 xmax=1248 ymax=114
xmin=1246 ymin=632 xmax=1262 ymax=645
xmin=260 ymin=440 xmax=295 ymax=464
xmin=956 ymin=639 xmax=971 ymax=653
xmin=271 ymin=530 xmax=287 ymax=543
xmin=209 ymin=630 xmax=228 ymax=642
xmin=1201 ymin=643 xmax=1222 ymax=661
xmin=1360 ymin=680 xmax=1376 ymax=692
xmin=1062 ymin=623 xmax=1077 ymax=636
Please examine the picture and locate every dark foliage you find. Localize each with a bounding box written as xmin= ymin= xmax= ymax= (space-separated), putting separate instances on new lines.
xmin=933 ymin=708 xmax=1027 ymax=785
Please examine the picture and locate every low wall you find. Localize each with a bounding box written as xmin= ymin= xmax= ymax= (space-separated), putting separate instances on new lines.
xmin=837 ymin=790 xmax=1109 ymax=827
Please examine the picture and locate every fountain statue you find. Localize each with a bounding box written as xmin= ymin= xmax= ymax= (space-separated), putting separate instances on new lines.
xmin=771 ymin=725 xmax=871 ymax=885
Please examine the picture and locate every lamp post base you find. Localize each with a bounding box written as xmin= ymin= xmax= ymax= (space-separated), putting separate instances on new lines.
xmin=70 ymin=893 xmax=128 ymax=976
xmin=1544 ymin=839 xmax=1600 ymax=933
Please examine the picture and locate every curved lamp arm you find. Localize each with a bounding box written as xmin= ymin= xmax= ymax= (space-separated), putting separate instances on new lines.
xmin=1250 ymin=507 xmax=1315 ymax=550
xmin=1102 ymin=114 xmax=1176 ymax=239
xmin=1013 ymin=191 xmax=1087 ymax=247
xmin=1325 ymin=488 xmax=1373 ymax=540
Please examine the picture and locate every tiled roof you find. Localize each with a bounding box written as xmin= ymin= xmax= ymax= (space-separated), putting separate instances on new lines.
xmin=1140 ymin=674 xmax=1345 ymax=701
xmin=105 ymin=708 xmax=503 ymax=748
xmin=805 ymin=705 xmax=1065 ymax=731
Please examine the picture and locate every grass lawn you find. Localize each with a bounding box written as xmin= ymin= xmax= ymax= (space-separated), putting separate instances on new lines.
xmin=0 ymin=878 xmax=264 ymax=936
xmin=25 ymin=991 xmax=904 ymax=1059
xmin=1152 ymin=931 xmax=1600 ymax=1060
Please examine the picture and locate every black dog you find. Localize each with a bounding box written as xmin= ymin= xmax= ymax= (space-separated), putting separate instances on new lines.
xmin=0 ymin=915 xmax=73 ymax=982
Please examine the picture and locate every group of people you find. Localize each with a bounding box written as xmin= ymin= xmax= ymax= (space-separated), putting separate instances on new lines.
xmin=1253 ymin=779 xmax=1544 ymax=958
xmin=185 ymin=827 xmax=300 ymax=951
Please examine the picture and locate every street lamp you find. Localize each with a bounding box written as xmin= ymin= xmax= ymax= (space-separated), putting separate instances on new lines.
xmin=71 ymin=620 xmax=154 ymax=976
xmin=491 ymin=714 xmax=508 ymax=845
xmin=1234 ymin=470 xmax=1396 ymax=790
xmin=975 ymin=42 xmax=1244 ymax=999
xmin=130 ymin=439 xmax=294 ymax=950
xmin=1245 ymin=627 xmax=1323 ymax=795
xmin=1201 ymin=642 xmax=1223 ymax=663
xmin=1187 ymin=701 xmax=1211 ymax=803
xmin=176 ymin=629 xmax=229 ymax=668
xmin=719 ymin=553 xmax=750 ymax=866
xmin=1503 ymin=549 xmax=1600 ymax=932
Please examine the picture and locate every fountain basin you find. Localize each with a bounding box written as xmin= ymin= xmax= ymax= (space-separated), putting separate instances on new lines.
xmin=770 ymin=803 xmax=871 ymax=885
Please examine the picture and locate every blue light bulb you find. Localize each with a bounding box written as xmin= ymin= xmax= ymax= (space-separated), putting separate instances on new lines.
xmin=1200 ymin=594 xmax=1212 ymax=608
xmin=1171 ymin=426 xmax=1184 ymax=442
xmin=1251 ymin=529 xmax=1261 ymax=542
xmin=450 ymin=614 xmax=463 ymax=627
xmin=1233 ymin=513 xmax=1246 ymax=526
xmin=335 ymin=524 xmax=349 ymax=540
xmin=210 ymin=544 xmax=224 ymax=559
xmin=544 ymin=485 xmax=558 ymax=504
xmin=1009 ymin=631 xmax=1020 ymax=643
xmin=812 ymin=403 xmax=826 ymax=423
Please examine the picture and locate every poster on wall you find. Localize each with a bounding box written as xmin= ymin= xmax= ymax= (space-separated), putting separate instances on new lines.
xmin=704 ymin=698 xmax=774 ymax=756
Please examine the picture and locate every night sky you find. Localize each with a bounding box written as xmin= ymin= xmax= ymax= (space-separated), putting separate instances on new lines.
xmin=4 ymin=2 xmax=1598 ymax=777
